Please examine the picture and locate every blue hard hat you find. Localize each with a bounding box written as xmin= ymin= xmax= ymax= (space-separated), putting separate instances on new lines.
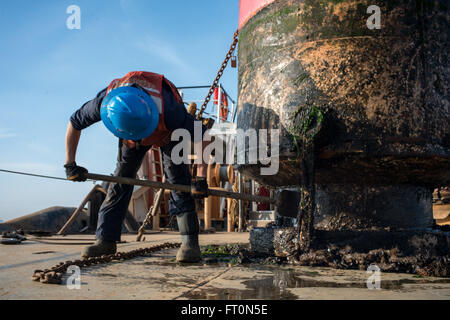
xmin=100 ymin=86 xmax=159 ymax=141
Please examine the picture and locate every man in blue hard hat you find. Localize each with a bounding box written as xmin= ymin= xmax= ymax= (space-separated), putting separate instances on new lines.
xmin=65 ymin=71 xmax=208 ymax=262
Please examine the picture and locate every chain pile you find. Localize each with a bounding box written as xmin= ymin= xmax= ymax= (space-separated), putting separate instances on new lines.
xmin=197 ymin=30 xmax=239 ymax=119
xmin=31 ymin=242 xmax=181 ymax=285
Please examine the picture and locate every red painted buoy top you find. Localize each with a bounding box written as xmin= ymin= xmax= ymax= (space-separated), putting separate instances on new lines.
xmin=239 ymin=0 xmax=275 ymax=30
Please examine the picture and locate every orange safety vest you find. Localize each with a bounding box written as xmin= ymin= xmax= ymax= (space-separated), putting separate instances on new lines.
xmin=106 ymin=71 xmax=182 ymax=148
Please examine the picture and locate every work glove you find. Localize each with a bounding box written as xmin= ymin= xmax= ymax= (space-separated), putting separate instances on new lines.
xmin=191 ymin=177 xmax=208 ymax=199
xmin=64 ymin=162 xmax=88 ymax=182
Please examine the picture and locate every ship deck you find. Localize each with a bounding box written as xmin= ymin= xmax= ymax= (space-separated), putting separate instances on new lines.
xmin=1 ymin=232 xmax=449 ymax=300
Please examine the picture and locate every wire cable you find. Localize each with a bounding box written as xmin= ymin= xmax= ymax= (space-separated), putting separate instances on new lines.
xmin=0 ymin=169 xmax=68 ymax=181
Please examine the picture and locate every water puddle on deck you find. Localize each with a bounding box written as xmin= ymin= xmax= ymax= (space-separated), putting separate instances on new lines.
xmin=182 ymin=265 xmax=450 ymax=300
xmin=92 ymin=251 xmax=449 ymax=300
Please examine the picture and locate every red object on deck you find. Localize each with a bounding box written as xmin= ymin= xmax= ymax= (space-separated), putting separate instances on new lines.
xmin=213 ymin=87 xmax=219 ymax=104
xmin=257 ymin=186 xmax=270 ymax=211
xmin=239 ymin=0 xmax=275 ymax=30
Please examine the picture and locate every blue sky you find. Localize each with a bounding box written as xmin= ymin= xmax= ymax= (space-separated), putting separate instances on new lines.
xmin=0 ymin=0 xmax=239 ymax=221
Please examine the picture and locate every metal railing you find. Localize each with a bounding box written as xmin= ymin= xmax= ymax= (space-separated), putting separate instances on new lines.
xmin=178 ymin=83 xmax=236 ymax=124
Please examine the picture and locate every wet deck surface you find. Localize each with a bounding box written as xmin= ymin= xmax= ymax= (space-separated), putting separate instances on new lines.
xmin=1 ymin=232 xmax=449 ymax=300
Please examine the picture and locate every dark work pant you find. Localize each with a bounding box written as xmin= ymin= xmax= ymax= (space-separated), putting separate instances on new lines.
xmin=96 ymin=140 xmax=195 ymax=242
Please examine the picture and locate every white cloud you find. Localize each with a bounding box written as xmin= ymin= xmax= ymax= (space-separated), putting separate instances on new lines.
xmin=0 ymin=129 xmax=17 ymax=139
xmin=136 ymin=36 xmax=192 ymax=73
xmin=120 ymin=0 xmax=133 ymax=10
xmin=0 ymin=133 xmax=16 ymax=139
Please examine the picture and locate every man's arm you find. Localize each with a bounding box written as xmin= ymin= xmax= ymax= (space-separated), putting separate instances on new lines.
xmin=65 ymin=122 xmax=81 ymax=164
xmin=64 ymin=88 xmax=106 ymax=181
xmin=64 ymin=122 xmax=88 ymax=181
xmin=67 ymin=88 xmax=106 ymax=163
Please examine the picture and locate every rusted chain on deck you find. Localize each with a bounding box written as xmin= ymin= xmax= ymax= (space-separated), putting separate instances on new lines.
xmin=31 ymin=242 xmax=181 ymax=285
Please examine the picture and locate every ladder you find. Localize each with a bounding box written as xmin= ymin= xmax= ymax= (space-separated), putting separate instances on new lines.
xmin=129 ymin=147 xmax=167 ymax=230
xmin=146 ymin=147 xmax=167 ymax=230
xmin=147 ymin=147 xmax=167 ymax=230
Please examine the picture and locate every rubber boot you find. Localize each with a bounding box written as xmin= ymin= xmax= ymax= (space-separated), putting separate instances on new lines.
xmin=81 ymin=240 xmax=116 ymax=259
xmin=176 ymin=211 xmax=201 ymax=263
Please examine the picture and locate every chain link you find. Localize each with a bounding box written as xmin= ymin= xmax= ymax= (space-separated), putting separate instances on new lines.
xmin=31 ymin=242 xmax=181 ymax=285
xmin=136 ymin=205 xmax=155 ymax=241
xmin=141 ymin=205 xmax=154 ymax=228
xmin=197 ymin=30 xmax=239 ymax=120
